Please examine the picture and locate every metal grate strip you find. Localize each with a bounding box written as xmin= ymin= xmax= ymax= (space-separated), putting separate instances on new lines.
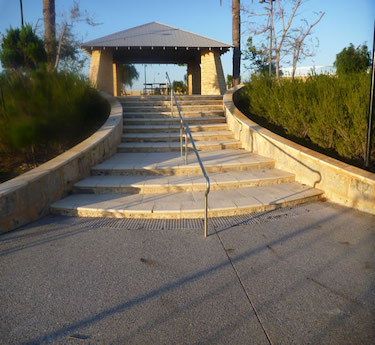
xmin=45 ymin=203 xmax=311 ymax=232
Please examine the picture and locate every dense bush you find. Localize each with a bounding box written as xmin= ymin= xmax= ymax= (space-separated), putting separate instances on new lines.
xmin=334 ymin=43 xmax=370 ymax=76
xmin=238 ymin=74 xmax=373 ymax=163
xmin=0 ymin=70 xmax=109 ymax=155
xmin=0 ymin=24 xmax=47 ymax=70
xmin=173 ymin=80 xmax=187 ymax=94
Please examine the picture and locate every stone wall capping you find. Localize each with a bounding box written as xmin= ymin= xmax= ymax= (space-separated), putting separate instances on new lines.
xmin=224 ymin=84 xmax=375 ymax=214
xmin=0 ymin=92 xmax=123 ymax=233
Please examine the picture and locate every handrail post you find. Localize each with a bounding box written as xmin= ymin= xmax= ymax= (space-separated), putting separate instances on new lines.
xmin=204 ymin=193 xmax=208 ymax=237
xmin=170 ymin=87 xmax=173 ymax=116
xmin=166 ymin=72 xmax=210 ymax=238
xmin=180 ymin=120 xmax=183 ymax=157
xmin=185 ymin=131 xmax=188 ymax=165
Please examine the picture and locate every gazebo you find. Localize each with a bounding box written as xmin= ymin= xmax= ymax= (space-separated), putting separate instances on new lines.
xmin=81 ymin=22 xmax=232 ymax=96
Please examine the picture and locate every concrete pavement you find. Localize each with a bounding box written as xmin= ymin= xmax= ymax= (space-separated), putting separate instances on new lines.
xmin=1 ymin=200 xmax=374 ymax=345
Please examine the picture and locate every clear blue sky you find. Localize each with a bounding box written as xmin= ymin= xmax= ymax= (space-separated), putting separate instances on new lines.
xmin=0 ymin=0 xmax=374 ymax=89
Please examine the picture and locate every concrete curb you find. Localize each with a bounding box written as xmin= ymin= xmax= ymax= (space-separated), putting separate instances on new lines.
xmin=224 ymin=84 xmax=375 ymax=215
xmin=0 ymin=92 xmax=123 ymax=233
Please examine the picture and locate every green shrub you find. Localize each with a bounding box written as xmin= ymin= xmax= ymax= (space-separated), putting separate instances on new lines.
xmin=239 ymin=73 xmax=373 ymax=163
xmin=173 ymin=81 xmax=187 ymax=94
xmin=0 ymin=24 xmax=47 ymax=71
xmin=334 ymin=43 xmax=371 ymax=76
xmin=0 ymin=70 xmax=109 ymax=154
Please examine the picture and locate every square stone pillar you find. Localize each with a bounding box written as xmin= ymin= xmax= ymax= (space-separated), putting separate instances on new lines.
xmin=89 ymin=49 xmax=114 ymax=95
xmin=187 ymin=61 xmax=201 ymax=95
xmin=200 ymin=50 xmax=226 ymax=95
xmin=113 ymin=63 xmax=122 ymax=97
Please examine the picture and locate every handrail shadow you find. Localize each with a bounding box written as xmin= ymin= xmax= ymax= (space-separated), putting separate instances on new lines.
xmin=18 ymin=206 xmax=363 ymax=345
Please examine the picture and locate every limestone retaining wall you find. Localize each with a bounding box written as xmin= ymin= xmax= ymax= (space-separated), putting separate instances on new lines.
xmin=224 ymin=85 xmax=375 ymax=215
xmin=0 ymin=93 xmax=123 ymax=233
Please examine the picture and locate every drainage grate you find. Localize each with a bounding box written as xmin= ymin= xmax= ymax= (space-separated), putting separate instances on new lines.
xmin=44 ymin=202 xmax=315 ymax=232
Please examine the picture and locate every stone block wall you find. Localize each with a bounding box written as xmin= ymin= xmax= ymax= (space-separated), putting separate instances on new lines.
xmin=113 ymin=63 xmax=122 ymax=97
xmin=187 ymin=61 xmax=201 ymax=95
xmin=201 ymin=50 xmax=226 ymax=95
xmin=89 ymin=50 xmax=114 ymax=95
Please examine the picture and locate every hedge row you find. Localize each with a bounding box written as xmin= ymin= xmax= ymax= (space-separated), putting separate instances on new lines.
xmin=238 ymin=74 xmax=373 ymax=163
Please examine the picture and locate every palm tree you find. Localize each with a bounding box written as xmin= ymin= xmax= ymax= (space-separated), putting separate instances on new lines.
xmin=43 ymin=0 xmax=56 ymax=70
xmin=232 ymin=0 xmax=241 ymax=86
xmin=221 ymin=0 xmax=241 ymax=87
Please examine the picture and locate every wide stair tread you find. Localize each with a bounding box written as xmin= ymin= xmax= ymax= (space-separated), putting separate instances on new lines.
xmin=117 ymin=140 xmax=242 ymax=152
xmin=74 ymin=169 xmax=295 ymax=194
xmin=123 ymin=116 xmax=226 ymax=125
xmin=121 ymin=130 xmax=234 ymax=142
xmin=51 ymin=182 xmax=323 ymax=219
xmin=119 ymin=95 xmax=223 ymax=102
xmin=123 ymin=105 xmax=223 ymax=112
xmin=121 ymin=99 xmax=223 ymax=106
xmin=123 ymin=111 xmax=224 ymax=118
xmin=123 ymin=123 xmax=228 ymax=133
xmin=91 ymin=150 xmax=276 ymax=175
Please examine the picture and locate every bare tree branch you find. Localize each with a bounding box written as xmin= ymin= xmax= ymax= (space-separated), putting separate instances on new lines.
xmin=53 ymin=22 xmax=67 ymax=71
xmin=290 ymin=11 xmax=325 ymax=78
xmin=245 ymin=0 xmax=323 ymax=82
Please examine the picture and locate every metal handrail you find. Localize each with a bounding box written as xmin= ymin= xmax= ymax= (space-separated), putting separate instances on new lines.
xmin=166 ymin=72 xmax=210 ymax=237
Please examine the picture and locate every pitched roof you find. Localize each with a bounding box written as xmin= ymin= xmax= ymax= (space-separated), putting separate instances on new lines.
xmin=81 ymin=22 xmax=231 ymax=49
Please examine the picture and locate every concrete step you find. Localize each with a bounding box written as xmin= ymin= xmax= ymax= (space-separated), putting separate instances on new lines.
xmin=91 ymin=150 xmax=276 ymax=176
xmin=121 ymin=131 xmax=235 ymax=143
xmin=120 ymin=99 xmax=223 ymax=107
xmin=123 ymin=116 xmax=226 ymax=126
xmin=50 ymin=96 xmax=324 ymax=223
xmin=117 ymin=140 xmax=242 ymax=153
xmin=123 ymin=110 xmax=224 ymax=118
xmin=73 ymin=169 xmax=295 ymax=194
xmin=123 ymin=105 xmax=223 ymax=112
xmin=51 ymin=182 xmax=324 ymax=219
xmin=123 ymin=123 xmax=228 ymax=133
xmin=119 ymin=95 xmax=223 ymax=102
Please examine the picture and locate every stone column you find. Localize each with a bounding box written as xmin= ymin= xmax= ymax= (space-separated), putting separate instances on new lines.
xmin=88 ymin=49 xmax=114 ymax=95
xmin=200 ymin=50 xmax=226 ymax=95
xmin=187 ymin=60 xmax=201 ymax=95
xmin=112 ymin=63 xmax=122 ymax=97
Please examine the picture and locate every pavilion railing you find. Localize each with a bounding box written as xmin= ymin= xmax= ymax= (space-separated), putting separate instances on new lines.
xmin=166 ymin=72 xmax=210 ymax=237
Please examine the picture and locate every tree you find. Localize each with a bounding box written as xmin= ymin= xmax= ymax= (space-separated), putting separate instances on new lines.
xmin=220 ymin=0 xmax=241 ymax=87
xmin=54 ymin=22 xmax=88 ymax=72
xmin=173 ymin=80 xmax=187 ymax=94
xmin=0 ymin=24 xmax=47 ymax=70
xmin=288 ymin=13 xmax=324 ymax=79
xmin=334 ymin=43 xmax=371 ymax=75
xmin=232 ymin=0 xmax=241 ymax=86
xmin=226 ymin=74 xmax=233 ymax=89
xmin=43 ymin=0 xmax=56 ymax=70
xmin=243 ymin=36 xmax=275 ymax=75
xmin=119 ymin=64 xmax=139 ymax=92
xmin=246 ymin=0 xmax=324 ymax=82
xmin=42 ymin=0 xmax=99 ymax=72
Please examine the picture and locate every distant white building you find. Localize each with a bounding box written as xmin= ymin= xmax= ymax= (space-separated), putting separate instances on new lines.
xmin=280 ymin=66 xmax=335 ymax=77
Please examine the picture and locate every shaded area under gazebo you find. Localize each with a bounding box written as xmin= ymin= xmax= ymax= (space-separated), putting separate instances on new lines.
xmin=81 ymin=22 xmax=231 ymax=96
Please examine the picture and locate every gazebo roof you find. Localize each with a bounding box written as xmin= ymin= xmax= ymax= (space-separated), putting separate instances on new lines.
xmin=81 ymin=22 xmax=231 ymax=51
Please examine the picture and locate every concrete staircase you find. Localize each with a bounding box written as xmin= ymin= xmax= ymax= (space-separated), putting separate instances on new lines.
xmin=51 ymin=95 xmax=323 ymax=219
